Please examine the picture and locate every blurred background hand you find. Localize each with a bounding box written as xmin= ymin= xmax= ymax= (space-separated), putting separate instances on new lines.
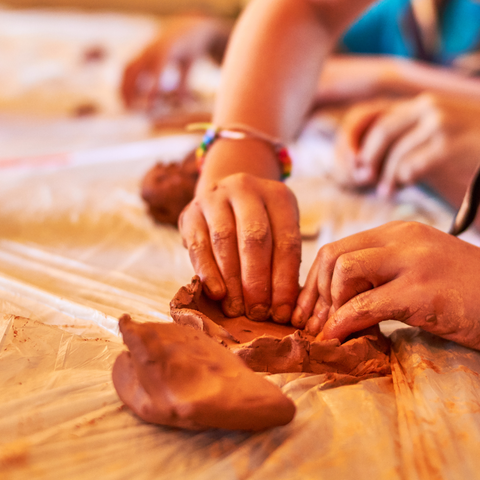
xmin=121 ymin=14 xmax=231 ymax=111
xmin=333 ymin=92 xmax=480 ymax=201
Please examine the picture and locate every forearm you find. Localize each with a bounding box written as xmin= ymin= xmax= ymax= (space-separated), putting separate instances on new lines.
xmin=198 ymin=0 xmax=375 ymax=191
xmin=317 ymin=55 xmax=480 ymax=104
xmin=389 ymin=58 xmax=480 ymax=100
xmin=215 ymin=0 xmax=329 ymax=138
xmin=317 ymin=55 xmax=402 ymax=104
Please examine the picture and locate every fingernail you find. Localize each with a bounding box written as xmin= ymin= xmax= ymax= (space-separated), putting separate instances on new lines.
xmin=305 ymin=316 xmax=321 ymax=336
xmin=204 ymin=279 xmax=223 ymax=298
xmin=224 ymin=297 xmax=244 ymax=317
xmin=376 ymin=183 xmax=390 ymax=199
xmin=273 ymin=304 xmax=292 ymax=324
xmin=353 ymin=167 xmax=371 ymax=184
xmin=305 ymin=324 xmax=315 ymax=336
xmin=248 ymin=304 xmax=269 ymax=322
xmin=292 ymin=306 xmax=306 ymax=327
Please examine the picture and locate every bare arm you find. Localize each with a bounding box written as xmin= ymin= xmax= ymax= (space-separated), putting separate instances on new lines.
xmin=321 ymin=57 xmax=480 ymax=230
xmin=316 ymin=55 xmax=480 ymax=105
xmin=180 ymin=0 xmax=375 ymax=323
xmin=395 ymin=58 xmax=480 ymax=101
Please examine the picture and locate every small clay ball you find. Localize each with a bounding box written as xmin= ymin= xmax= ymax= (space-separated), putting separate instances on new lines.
xmin=72 ymin=103 xmax=98 ymax=117
xmin=82 ymin=45 xmax=107 ymax=63
xmin=141 ymin=150 xmax=199 ymax=226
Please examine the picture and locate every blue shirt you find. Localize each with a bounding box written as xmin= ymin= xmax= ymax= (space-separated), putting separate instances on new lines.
xmin=341 ymin=0 xmax=480 ymax=67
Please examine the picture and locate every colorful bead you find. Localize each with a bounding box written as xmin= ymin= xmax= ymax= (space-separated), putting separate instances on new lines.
xmin=191 ymin=123 xmax=292 ymax=181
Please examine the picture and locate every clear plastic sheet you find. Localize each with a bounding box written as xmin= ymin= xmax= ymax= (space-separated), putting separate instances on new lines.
xmin=0 ymin=7 xmax=159 ymax=117
xmin=2 ymin=6 xmax=480 ymax=479
xmin=7 ymin=313 xmax=480 ymax=479
xmin=391 ymin=329 xmax=480 ymax=480
xmin=1 ymin=314 xmax=401 ymax=480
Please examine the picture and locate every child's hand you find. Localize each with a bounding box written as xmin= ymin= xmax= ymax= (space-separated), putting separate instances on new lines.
xmin=333 ymin=93 xmax=480 ymax=199
xmin=179 ymin=141 xmax=301 ymax=324
xmin=292 ymin=221 xmax=480 ymax=351
xmin=121 ymin=16 xmax=230 ymax=110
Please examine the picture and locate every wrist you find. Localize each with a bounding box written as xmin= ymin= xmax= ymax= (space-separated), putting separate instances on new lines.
xmin=195 ymin=137 xmax=282 ymax=194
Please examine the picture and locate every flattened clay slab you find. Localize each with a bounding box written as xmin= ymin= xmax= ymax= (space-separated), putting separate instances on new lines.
xmin=113 ymin=314 xmax=296 ymax=431
xmin=170 ymin=277 xmax=391 ymax=376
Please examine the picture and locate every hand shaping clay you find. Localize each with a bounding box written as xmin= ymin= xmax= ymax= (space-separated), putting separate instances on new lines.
xmin=141 ymin=150 xmax=198 ymax=226
xmin=113 ymin=314 xmax=296 ymax=431
xmin=170 ymin=277 xmax=391 ymax=376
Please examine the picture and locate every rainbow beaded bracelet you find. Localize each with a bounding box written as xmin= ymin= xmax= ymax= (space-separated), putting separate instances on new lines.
xmin=187 ymin=123 xmax=292 ymax=180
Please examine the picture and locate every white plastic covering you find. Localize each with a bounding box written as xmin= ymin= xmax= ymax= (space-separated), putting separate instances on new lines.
xmin=2 ymin=6 xmax=480 ymax=480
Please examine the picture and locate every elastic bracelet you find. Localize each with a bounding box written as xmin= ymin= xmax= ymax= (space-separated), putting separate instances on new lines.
xmin=186 ymin=122 xmax=292 ymax=180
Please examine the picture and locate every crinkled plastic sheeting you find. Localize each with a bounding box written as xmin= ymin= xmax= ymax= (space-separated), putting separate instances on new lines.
xmin=1 ymin=313 xmax=399 ymax=480
xmin=3 ymin=315 xmax=480 ymax=479
xmin=2 ymin=150 xmax=480 ymax=480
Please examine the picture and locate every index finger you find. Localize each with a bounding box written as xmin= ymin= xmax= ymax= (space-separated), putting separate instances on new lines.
xmin=265 ymin=184 xmax=302 ymax=324
xmin=321 ymin=278 xmax=410 ymax=342
xmin=293 ymin=222 xmax=401 ymax=328
xmin=201 ymin=189 xmax=244 ymax=317
xmin=179 ymin=200 xmax=227 ymax=301
xmin=336 ymin=100 xmax=392 ymax=186
xmin=376 ymin=119 xmax=435 ymax=197
xmin=341 ymin=100 xmax=390 ymax=154
xmin=359 ymin=101 xmax=421 ymax=182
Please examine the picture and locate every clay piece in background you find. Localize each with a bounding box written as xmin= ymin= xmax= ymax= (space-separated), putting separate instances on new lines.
xmin=141 ymin=150 xmax=198 ymax=226
xmin=112 ymin=314 xmax=296 ymax=431
xmin=170 ymin=277 xmax=391 ymax=376
xmin=72 ymin=103 xmax=99 ymax=117
xmin=82 ymin=45 xmax=107 ymax=63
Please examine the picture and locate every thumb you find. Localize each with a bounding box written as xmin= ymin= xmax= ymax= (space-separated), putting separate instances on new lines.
xmin=320 ymin=280 xmax=409 ymax=342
